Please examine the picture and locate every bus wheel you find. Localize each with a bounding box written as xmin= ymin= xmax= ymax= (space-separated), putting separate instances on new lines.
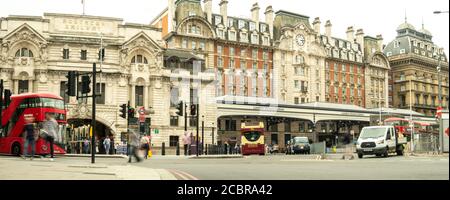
xmin=12 ymin=143 xmax=21 ymax=156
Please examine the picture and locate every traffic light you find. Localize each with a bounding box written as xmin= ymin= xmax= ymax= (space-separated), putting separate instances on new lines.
xmin=119 ymin=104 xmax=127 ymax=119
xmin=176 ymin=101 xmax=184 ymax=116
xmin=65 ymin=71 xmax=77 ymax=97
xmin=190 ymin=104 xmax=197 ymax=116
xmin=81 ymin=75 xmax=91 ymax=94
xmin=4 ymin=89 xmax=12 ymax=106
xmin=128 ymin=107 xmax=136 ymax=119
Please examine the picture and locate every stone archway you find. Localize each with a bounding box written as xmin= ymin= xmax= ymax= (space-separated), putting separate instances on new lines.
xmin=66 ymin=117 xmax=116 ymax=154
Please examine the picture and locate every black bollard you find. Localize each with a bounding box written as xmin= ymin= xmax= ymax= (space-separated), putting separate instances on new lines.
xmin=176 ymin=142 xmax=180 ymax=156
xmin=162 ymin=142 xmax=166 ymax=156
xmin=205 ymin=144 xmax=208 ymax=155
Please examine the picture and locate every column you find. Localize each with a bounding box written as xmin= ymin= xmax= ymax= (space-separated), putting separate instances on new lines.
xmin=144 ymin=84 xmax=149 ymax=109
xmin=28 ymin=79 xmax=33 ymax=93
xmin=14 ymin=80 xmax=19 ymax=94
xmin=131 ymin=84 xmax=136 ymax=107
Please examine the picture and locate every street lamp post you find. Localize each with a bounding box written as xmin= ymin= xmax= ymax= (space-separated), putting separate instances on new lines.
xmin=409 ymin=78 xmax=415 ymax=154
xmin=433 ymin=11 xmax=449 ymax=14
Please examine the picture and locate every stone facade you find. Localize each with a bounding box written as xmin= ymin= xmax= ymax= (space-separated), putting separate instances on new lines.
xmin=0 ymin=13 xmax=216 ymax=148
xmin=384 ymin=20 xmax=449 ymax=116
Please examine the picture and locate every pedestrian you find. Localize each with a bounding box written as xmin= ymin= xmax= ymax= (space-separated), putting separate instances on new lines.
xmin=103 ymin=136 xmax=111 ymax=155
xmin=342 ymin=132 xmax=354 ymax=160
xmin=22 ymin=115 xmax=37 ymax=160
xmin=83 ymin=138 xmax=89 ymax=154
xmin=140 ymin=134 xmax=150 ymax=159
xmin=182 ymin=132 xmax=190 ymax=156
xmin=128 ymin=130 xmax=142 ymax=163
xmin=41 ymin=113 xmax=59 ymax=161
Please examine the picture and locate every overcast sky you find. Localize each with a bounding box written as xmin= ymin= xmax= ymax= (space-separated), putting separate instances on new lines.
xmin=1 ymin=0 xmax=448 ymax=55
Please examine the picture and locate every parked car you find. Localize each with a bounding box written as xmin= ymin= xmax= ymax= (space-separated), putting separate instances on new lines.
xmin=291 ymin=137 xmax=311 ymax=154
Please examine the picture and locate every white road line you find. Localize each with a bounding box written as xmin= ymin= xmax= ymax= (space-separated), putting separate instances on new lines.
xmin=176 ymin=170 xmax=199 ymax=180
xmin=169 ymin=169 xmax=190 ymax=180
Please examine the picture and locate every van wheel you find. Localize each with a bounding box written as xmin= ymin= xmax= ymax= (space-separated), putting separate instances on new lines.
xmin=12 ymin=143 xmax=21 ymax=156
xmin=358 ymin=153 xmax=363 ymax=159
xmin=396 ymin=146 xmax=404 ymax=156
xmin=383 ymin=147 xmax=389 ymax=158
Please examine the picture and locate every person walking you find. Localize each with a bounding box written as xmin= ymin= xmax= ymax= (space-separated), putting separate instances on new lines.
xmin=83 ymin=138 xmax=89 ymax=154
xmin=22 ymin=115 xmax=37 ymax=160
xmin=42 ymin=113 xmax=59 ymax=161
xmin=103 ymin=136 xmax=111 ymax=155
xmin=342 ymin=132 xmax=354 ymax=160
xmin=128 ymin=130 xmax=142 ymax=163
xmin=140 ymin=134 xmax=150 ymax=159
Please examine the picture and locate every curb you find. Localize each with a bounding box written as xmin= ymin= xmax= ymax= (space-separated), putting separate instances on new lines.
xmin=63 ymin=154 xmax=128 ymax=159
xmin=188 ymin=155 xmax=244 ymax=159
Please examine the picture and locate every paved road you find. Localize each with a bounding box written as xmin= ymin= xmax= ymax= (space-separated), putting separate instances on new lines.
xmin=1 ymin=155 xmax=448 ymax=180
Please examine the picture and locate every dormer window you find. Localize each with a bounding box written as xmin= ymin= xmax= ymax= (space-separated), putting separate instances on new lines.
xmin=218 ymin=29 xmax=225 ymax=39
xmin=262 ymin=36 xmax=269 ymax=46
xmin=394 ymin=41 xmax=400 ymax=48
xmin=238 ymin=20 xmax=246 ymax=29
xmin=228 ymin=19 xmax=234 ymax=27
xmin=240 ymin=32 xmax=248 ymax=43
xmin=261 ymin=24 xmax=267 ymax=32
xmin=188 ymin=11 xmax=196 ymax=16
xmin=251 ymin=34 xmax=259 ymax=44
xmin=229 ymin=31 xmax=237 ymax=41
xmin=15 ymin=48 xmax=33 ymax=58
xmin=250 ymin=22 xmax=256 ymax=31
xmin=131 ymin=55 xmax=148 ymax=64
xmin=215 ymin=16 xmax=222 ymax=25
xmin=189 ymin=25 xmax=201 ymax=35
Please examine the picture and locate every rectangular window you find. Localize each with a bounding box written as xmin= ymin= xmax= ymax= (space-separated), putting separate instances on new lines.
xmin=98 ymin=48 xmax=105 ymax=61
xmin=170 ymin=87 xmax=179 ymax=107
xmin=240 ymin=32 xmax=248 ymax=42
xmin=252 ymin=76 xmax=257 ymax=96
xmin=228 ymin=19 xmax=234 ymax=27
xmin=229 ymin=31 xmax=236 ymax=41
xmin=252 ymin=49 xmax=258 ymax=60
xmin=217 ymin=46 xmax=223 ymax=55
xmin=250 ymin=22 xmax=256 ymax=31
xmin=81 ymin=50 xmax=87 ymax=60
xmin=135 ymin=86 xmax=144 ymax=107
xmin=225 ymin=120 xmax=237 ymax=131
xmin=63 ymin=49 xmax=70 ymax=59
xmin=169 ymin=136 xmax=179 ymax=147
xmin=18 ymin=80 xmax=29 ymax=94
xmin=294 ymin=97 xmax=299 ymax=104
xmin=200 ymin=42 xmax=205 ymax=51
xmin=241 ymin=49 xmax=246 ymax=57
xmin=191 ymin=41 xmax=197 ymax=50
xmin=230 ymin=47 xmax=235 ymax=56
xmin=294 ymin=80 xmax=300 ymax=89
xmin=170 ymin=116 xmax=179 ymax=127
xmin=238 ymin=20 xmax=245 ymax=29
xmin=95 ymin=83 xmax=106 ymax=105
xmin=251 ymin=34 xmax=258 ymax=44
xmin=218 ymin=58 xmax=223 ymax=68
xmin=182 ymin=39 xmax=188 ymax=48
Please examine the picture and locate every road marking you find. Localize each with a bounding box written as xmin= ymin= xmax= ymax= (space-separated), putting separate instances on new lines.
xmin=168 ymin=169 xmax=199 ymax=180
xmin=281 ymin=159 xmax=334 ymax=162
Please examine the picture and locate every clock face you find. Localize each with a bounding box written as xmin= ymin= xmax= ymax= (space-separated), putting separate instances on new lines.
xmin=296 ymin=34 xmax=305 ymax=46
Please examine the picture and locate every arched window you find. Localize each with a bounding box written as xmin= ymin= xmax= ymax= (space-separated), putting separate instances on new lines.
xmin=15 ymin=48 xmax=33 ymax=58
xmin=131 ymin=55 xmax=148 ymax=64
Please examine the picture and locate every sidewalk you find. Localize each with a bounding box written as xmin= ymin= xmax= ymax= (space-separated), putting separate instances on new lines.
xmin=0 ymin=157 xmax=176 ymax=180
xmin=64 ymin=154 xmax=128 ymax=159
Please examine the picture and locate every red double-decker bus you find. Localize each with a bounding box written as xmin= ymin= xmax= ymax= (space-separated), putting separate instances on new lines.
xmin=1 ymin=93 xmax=67 ymax=156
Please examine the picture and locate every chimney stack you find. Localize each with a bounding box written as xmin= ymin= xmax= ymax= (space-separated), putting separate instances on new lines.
xmin=325 ymin=20 xmax=332 ymax=38
xmin=312 ymin=17 xmax=321 ymax=35
xmin=168 ymin=0 xmax=175 ymax=32
xmin=376 ymin=34 xmax=384 ymax=51
xmin=204 ymin=0 xmax=212 ymax=23
xmin=251 ymin=3 xmax=260 ymax=31
xmin=346 ymin=26 xmax=355 ymax=42
xmin=265 ymin=6 xmax=274 ymax=39
xmin=220 ymin=0 xmax=228 ymax=27
xmin=356 ymin=29 xmax=365 ymax=51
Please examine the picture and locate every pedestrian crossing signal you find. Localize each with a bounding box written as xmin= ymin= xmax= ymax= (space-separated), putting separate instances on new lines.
xmin=176 ymin=101 xmax=184 ymax=116
xmin=190 ymin=104 xmax=197 ymax=116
